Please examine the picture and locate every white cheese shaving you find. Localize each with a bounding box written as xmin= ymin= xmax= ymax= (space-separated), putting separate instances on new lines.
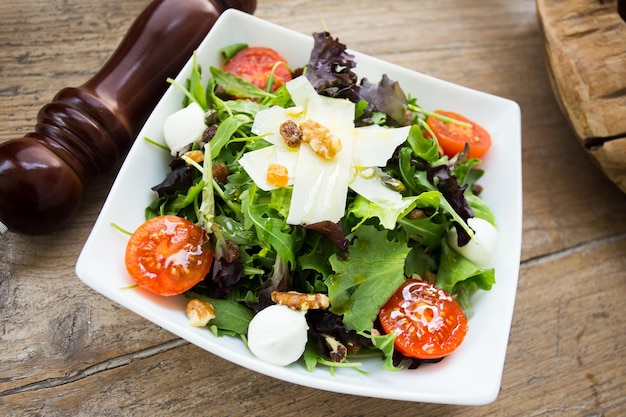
xmin=241 ymin=76 xmax=411 ymax=226
xmin=287 ymin=88 xmax=355 ymax=225
xmin=352 ymin=124 xmax=411 ymax=167
xmin=238 ymin=146 xmax=299 ymax=191
xmin=350 ymin=168 xmax=408 ymax=208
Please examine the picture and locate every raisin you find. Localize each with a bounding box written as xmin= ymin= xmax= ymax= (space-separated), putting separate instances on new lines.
xmin=212 ymin=162 xmax=229 ymax=184
xmin=203 ymin=124 xmax=219 ymax=142
xmin=279 ymin=120 xmax=302 ymax=147
xmin=222 ymin=240 xmax=241 ymax=263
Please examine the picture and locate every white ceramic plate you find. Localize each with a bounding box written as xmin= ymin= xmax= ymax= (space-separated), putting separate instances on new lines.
xmin=76 ymin=9 xmax=522 ymax=405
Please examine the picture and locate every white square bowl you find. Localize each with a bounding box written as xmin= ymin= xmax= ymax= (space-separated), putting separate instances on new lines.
xmin=76 ymin=9 xmax=522 ymax=405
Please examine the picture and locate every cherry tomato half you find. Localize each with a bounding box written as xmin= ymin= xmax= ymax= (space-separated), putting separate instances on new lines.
xmin=224 ymin=46 xmax=292 ymax=92
xmin=378 ymin=279 xmax=468 ymax=359
xmin=125 ymin=215 xmax=213 ymax=296
xmin=426 ymin=110 xmax=492 ymax=158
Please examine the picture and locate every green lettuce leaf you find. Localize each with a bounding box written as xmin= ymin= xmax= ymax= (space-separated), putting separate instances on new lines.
xmin=240 ymin=185 xmax=296 ymax=267
xmin=326 ymin=225 xmax=410 ymax=331
xmin=210 ymin=66 xmax=275 ymax=101
xmin=348 ymin=194 xmax=417 ymax=230
xmin=436 ymin=239 xmax=496 ymax=316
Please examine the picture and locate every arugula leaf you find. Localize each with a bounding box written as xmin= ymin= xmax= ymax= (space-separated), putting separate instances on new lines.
xmin=403 ymin=245 xmax=439 ymax=279
xmin=210 ymin=66 xmax=275 ymax=101
xmin=303 ymin=339 xmax=321 ymax=372
xmin=186 ymin=292 xmax=253 ymax=336
xmin=240 ymin=186 xmax=296 ymax=267
xmin=297 ymin=233 xmax=336 ymax=282
xmin=170 ymin=51 xmax=208 ymax=110
xmin=326 ymin=225 xmax=410 ymax=331
xmin=220 ymin=43 xmax=248 ymax=62
xmin=210 ymin=116 xmax=247 ymax=160
xmin=357 ymin=330 xmax=401 ymax=371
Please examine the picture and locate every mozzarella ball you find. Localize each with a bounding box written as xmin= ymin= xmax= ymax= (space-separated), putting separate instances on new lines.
xmin=448 ymin=217 xmax=498 ymax=269
xmin=247 ymin=304 xmax=309 ymax=366
xmin=163 ymin=102 xmax=206 ymax=156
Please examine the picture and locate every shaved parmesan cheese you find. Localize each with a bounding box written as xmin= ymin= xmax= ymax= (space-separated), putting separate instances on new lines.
xmin=286 ymin=75 xmax=319 ymax=107
xmin=238 ymin=146 xmax=299 ymax=191
xmin=287 ymin=91 xmax=355 ymax=225
xmin=240 ymin=75 xmax=412 ymax=226
xmin=251 ymin=105 xmax=304 ymax=148
xmin=350 ymin=168 xmax=407 ymax=208
xmin=352 ymin=125 xmax=411 ymax=167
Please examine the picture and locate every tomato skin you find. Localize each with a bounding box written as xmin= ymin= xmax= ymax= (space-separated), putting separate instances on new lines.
xmin=224 ymin=46 xmax=292 ymax=92
xmin=378 ymin=279 xmax=468 ymax=359
xmin=426 ymin=110 xmax=492 ymax=159
xmin=125 ymin=215 xmax=213 ymax=296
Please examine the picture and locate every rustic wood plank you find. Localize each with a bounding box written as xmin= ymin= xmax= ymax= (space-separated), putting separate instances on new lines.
xmin=1 ymin=0 xmax=626 ymax=416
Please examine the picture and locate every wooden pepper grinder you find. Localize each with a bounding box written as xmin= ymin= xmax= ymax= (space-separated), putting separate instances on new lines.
xmin=0 ymin=0 xmax=257 ymax=235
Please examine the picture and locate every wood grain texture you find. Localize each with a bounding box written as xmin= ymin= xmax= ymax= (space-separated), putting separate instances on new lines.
xmin=537 ymin=0 xmax=626 ymax=192
xmin=1 ymin=1 xmax=626 ymax=416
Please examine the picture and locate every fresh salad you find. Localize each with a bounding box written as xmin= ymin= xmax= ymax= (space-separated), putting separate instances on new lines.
xmin=122 ymin=31 xmax=498 ymax=372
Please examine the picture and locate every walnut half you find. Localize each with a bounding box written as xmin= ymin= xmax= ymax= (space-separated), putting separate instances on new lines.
xmin=271 ymin=291 xmax=330 ymax=311
xmin=185 ymin=299 xmax=216 ymax=327
xmin=299 ymin=119 xmax=342 ymax=159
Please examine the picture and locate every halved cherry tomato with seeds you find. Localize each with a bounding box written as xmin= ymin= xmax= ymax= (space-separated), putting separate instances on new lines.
xmin=224 ymin=46 xmax=292 ymax=92
xmin=426 ymin=110 xmax=492 ymax=158
xmin=378 ymin=279 xmax=468 ymax=359
xmin=125 ymin=215 xmax=213 ymax=296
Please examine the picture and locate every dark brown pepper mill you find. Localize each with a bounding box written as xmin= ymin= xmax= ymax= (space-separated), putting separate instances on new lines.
xmin=0 ymin=0 xmax=257 ymax=235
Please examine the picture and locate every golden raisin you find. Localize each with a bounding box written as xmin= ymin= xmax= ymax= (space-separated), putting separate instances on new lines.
xmin=212 ymin=162 xmax=229 ymax=183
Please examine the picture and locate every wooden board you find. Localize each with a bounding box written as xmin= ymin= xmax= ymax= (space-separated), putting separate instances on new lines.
xmin=537 ymin=0 xmax=626 ymax=192
xmin=2 ymin=1 xmax=626 ymax=416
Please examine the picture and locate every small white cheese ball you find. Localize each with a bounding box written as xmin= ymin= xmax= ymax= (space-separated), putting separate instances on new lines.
xmin=448 ymin=217 xmax=499 ymax=269
xmin=163 ymin=102 xmax=206 ymax=156
xmin=247 ymin=304 xmax=309 ymax=366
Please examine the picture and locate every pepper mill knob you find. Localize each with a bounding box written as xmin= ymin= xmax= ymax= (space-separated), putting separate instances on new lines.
xmin=0 ymin=0 xmax=257 ymax=235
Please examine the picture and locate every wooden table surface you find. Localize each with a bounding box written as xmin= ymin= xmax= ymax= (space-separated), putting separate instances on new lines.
xmin=1 ymin=0 xmax=625 ymax=415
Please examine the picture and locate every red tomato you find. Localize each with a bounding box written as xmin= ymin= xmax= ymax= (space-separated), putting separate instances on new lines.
xmin=378 ymin=279 xmax=468 ymax=359
xmin=224 ymin=46 xmax=292 ymax=91
xmin=125 ymin=215 xmax=213 ymax=296
xmin=426 ymin=110 xmax=492 ymax=158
